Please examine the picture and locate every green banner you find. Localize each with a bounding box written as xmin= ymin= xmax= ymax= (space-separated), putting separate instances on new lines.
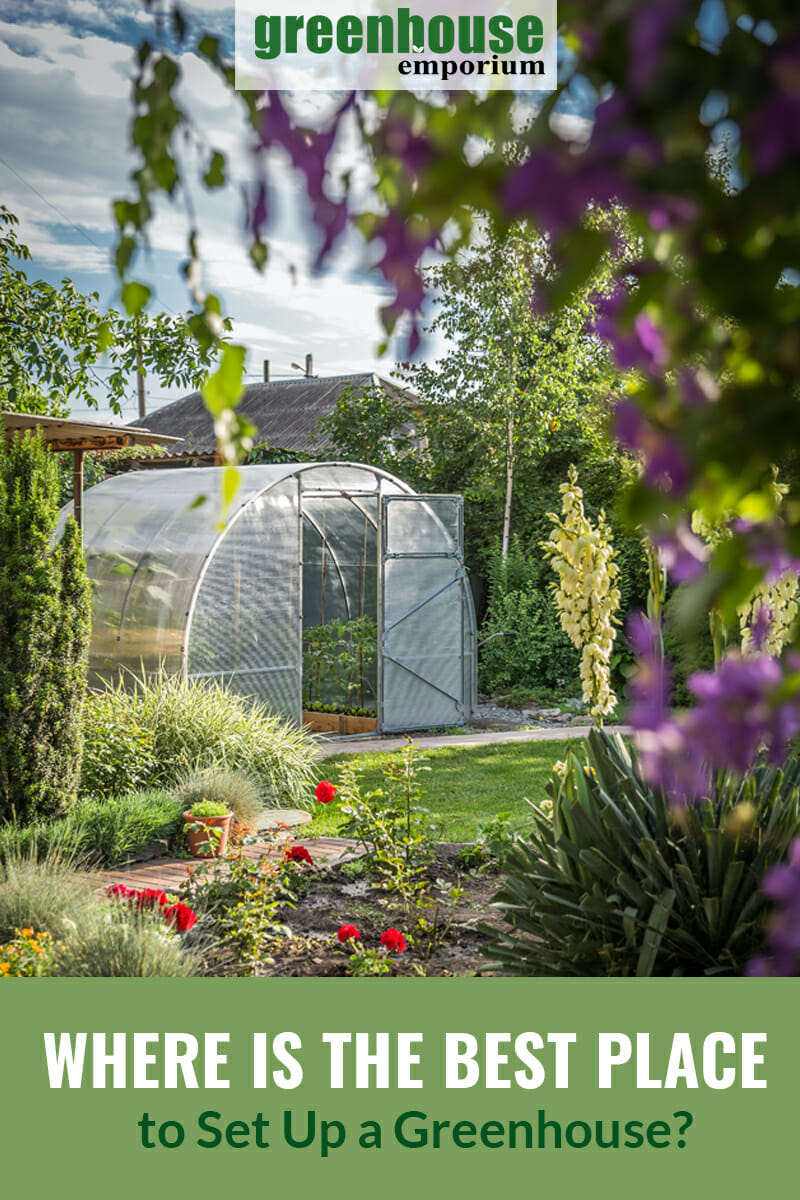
xmin=0 ymin=978 xmax=792 ymax=1197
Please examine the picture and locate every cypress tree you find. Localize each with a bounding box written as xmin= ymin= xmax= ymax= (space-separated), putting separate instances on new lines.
xmin=0 ymin=429 xmax=90 ymax=821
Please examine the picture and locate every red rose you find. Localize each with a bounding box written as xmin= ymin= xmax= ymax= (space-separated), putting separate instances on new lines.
xmin=380 ymin=928 xmax=406 ymax=953
xmin=285 ymin=845 xmax=314 ymax=865
xmin=106 ymin=883 xmax=133 ymax=900
xmin=314 ymin=780 xmax=338 ymax=804
xmin=337 ymin=924 xmax=360 ymax=943
xmin=162 ymin=902 xmax=198 ymax=932
xmin=136 ymin=888 xmax=168 ymax=910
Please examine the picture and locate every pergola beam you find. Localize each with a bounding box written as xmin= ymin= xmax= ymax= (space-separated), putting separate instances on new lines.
xmin=2 ymin=410 xmax=181 ymax=530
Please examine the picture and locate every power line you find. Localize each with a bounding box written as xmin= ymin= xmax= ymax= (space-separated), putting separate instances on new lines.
xmin=0 ymin=155 xmax=183 ymax=319
xmin=0 ymin=154 xmax=108 ymax=255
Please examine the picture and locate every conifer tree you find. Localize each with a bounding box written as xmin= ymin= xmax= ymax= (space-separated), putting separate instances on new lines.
xmin=0 ymin=429 xmax=90 ymax=821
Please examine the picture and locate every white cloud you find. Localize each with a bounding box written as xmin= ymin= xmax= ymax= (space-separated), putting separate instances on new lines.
xmin=0 ymin=7 xmax=434 ymax=402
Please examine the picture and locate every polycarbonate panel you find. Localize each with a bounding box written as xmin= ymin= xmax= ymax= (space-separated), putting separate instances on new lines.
xmin=188 ymin=479 xmax=300 ymax=720
xmin=300 ymin=464 xmax=381 ymax=493
xmin=73 ymin=465 xmax=302 ymax=683
xmin=380 ymin=494 xmax=473 ymax=731
xmin=385 ymin=495 xmax=460 ymax=556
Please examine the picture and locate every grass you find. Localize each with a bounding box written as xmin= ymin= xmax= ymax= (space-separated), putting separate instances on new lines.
xmin=81 ymin=672 xmax=318 ymax=807
xmin=307 ymin=739 xmax=579 ymax=842
xmin=0 ymin=790 xmax=184 ymax=868
xmin=0 ymin=852 xmax=99 ymax=943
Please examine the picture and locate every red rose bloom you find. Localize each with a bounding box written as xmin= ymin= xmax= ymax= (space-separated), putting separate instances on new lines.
xmin=380 ymin=928 xmax=406 ymax=953
xmin=314 ymin=780 xmax=338 ymax=804
xmin=337 ymin=924 xmax=360 ymax=943
xmin=106 ymin=883 xmax=133 ymax=900
xmin=136 ymin=888 xmax=168 ymax=910
xmin=285 ymin=845 xmax=314 ymax=865
xmin=162 ymin=902 xmax=198 ymax=932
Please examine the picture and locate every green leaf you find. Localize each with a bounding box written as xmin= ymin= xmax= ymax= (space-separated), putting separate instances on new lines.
xmin=204 ymin=151 xmax=226 ymax=189
xmin=201 ymin=343 xmax=246 ymax=418
xmin=121 ymin=281 xmax=151 ymax=316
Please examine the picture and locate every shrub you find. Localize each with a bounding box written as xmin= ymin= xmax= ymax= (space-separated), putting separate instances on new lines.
xmin=52 ymin=905 xmax=203 ymax=977
xmin=0 ymin=430 xmax=90 ymax=821
xmin=80 ymin=673 xmax=317 ymax=807
xmin=479 ymin=586 xmax=579 ymax=694
xmin=0 ymin=852 xmax=98 ymax=943
xmin=79 ymin=688 xmax=158 ymax=796
xmin=662 ymin=586 xmax=715 ymax=708
xmin=485 ymin=730 xmax=800 ymax=977
xmin=174 ymin=766 xmax=263 ymax=827
xmin=0 ymin=791 xmax=184 ymax=868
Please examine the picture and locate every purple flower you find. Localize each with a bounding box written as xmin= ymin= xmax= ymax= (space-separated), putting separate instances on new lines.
xmin=503 ymin=96 xmax=656 ymax=236
xmin=258 ymin=92 xmax=353 ymax=265
xmin=748 ymin=603 xmax=773 ymax=651
xmin=374 ymin=211 xmax=438 ymax=353
xmin=375 ymin=117 xmax=430 ymax=177
xmin=685 ymin=653 xmax=800 ymax=773
xmin=651 ymin=519 xmax=709 ymax=583
xmin=628 ymin=0 xmax=687 ymax=95
xmin=593 ymin=290 xmax=667 ymax=373
xmin=733 ymin=518 xmax=800 ymax=583
xmin=676 ymin=367 xmax=717 ymax=406
xmin=746 ymin=35 xmax=800 ymax=173
xmin=627 ymin=612 xmax=710 ymax=800
xmin=613 ymin=400 xmax=689 ymax=495
xmin=748 ymin=838 xmax=800 ymax=976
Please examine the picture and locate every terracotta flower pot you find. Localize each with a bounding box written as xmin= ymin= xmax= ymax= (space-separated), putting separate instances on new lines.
xmin=183 ymin=810 xmax=233 ymax=859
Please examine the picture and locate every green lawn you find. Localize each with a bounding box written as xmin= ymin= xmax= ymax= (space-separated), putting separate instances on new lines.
xmin=306 ymin=738 xmax=580 ymax=842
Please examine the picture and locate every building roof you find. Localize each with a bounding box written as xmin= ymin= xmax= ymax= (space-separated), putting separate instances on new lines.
xmin=1 ymin=410 xmax=181 ymax=452
xmin=142 ymin=373 xmax=418 ymax=457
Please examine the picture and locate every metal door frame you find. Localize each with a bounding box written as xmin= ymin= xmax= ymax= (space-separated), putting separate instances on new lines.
xmin=378 ymin=493 xmax=471 ymax=732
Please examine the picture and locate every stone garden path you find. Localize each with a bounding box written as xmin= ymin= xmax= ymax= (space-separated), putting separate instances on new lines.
xmin=101 ymin=724 xmax=630 ymax=893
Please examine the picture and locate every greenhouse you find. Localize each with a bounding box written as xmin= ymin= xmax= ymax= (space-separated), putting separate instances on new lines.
xmin=73 ymin=462 xmax=476 ymax=733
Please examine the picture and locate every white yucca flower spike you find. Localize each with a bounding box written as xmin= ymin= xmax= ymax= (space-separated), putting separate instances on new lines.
xmin=739 ymin=572 xmax=799 ymax=657
xmin=542 ymin=464 xmax=620 ymax=721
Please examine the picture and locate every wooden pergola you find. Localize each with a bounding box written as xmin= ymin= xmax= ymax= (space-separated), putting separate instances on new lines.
xmin=1 ymin=411 xmax=181 ymax=529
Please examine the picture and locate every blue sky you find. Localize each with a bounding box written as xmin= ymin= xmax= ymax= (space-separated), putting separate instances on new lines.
xmin=0 ymin=1 xmax=597 ymax=420
xmin=0 ymin=0 xmax=415 ymax=419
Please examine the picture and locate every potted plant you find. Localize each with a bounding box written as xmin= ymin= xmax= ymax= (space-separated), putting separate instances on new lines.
xmin=183 ymin=798 xmax=234 ymax=859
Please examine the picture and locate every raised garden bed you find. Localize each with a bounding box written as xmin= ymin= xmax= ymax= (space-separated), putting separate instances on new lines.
xmin=302 ymin=710 xmax=378 ymax=735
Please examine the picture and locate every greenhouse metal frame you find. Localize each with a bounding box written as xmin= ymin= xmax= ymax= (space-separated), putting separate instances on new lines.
xmin=75 ymin=462 xmax=476 ymax=732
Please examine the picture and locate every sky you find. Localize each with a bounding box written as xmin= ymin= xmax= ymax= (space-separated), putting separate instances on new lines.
xmin=0 ymin=0 xmax=416 ymax=420
xmin=0 ymin=1 xmax=605 ymax=422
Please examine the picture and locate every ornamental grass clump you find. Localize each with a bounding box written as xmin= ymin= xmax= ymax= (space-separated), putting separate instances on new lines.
xmin=0 ymin=790 xmax=184 ymax=868
xmin=81 ymin=672 xmax=318 ymax=808
xmin=0 ymin=851 xmax=97 ymax=943
xmin=541 ymin=466 xmax=620 ymax=722
xmin=52 ymin=904 xmax=203 ymax=978
xmin=175 ymin=766 xmax=262 ymax=828
xmin=485 ymin=730 xmax=800 ymax=977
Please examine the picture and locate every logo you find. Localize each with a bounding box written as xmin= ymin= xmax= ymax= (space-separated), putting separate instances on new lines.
xmin=235 ymin=1 xmax=557 ymax=92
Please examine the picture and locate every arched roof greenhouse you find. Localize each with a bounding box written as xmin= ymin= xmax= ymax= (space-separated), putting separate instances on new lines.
xmin=76 ymin=462 xmax=476 ymax=733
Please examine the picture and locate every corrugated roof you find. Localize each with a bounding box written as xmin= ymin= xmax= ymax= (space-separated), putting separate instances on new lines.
xmin=142 ymin=373 xmax=418 ymax=456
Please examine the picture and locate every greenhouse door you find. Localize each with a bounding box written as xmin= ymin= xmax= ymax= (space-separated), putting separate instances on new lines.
xmin=379 ymin=494 xmax=471 ymax=731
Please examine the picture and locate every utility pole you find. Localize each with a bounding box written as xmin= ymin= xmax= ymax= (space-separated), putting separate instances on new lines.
xmin=135 ymin=317 xmax=146 ymax=421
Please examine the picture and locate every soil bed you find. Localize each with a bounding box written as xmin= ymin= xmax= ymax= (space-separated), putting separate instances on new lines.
xmin=204 ymin=844 xmax=504 ymax=978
